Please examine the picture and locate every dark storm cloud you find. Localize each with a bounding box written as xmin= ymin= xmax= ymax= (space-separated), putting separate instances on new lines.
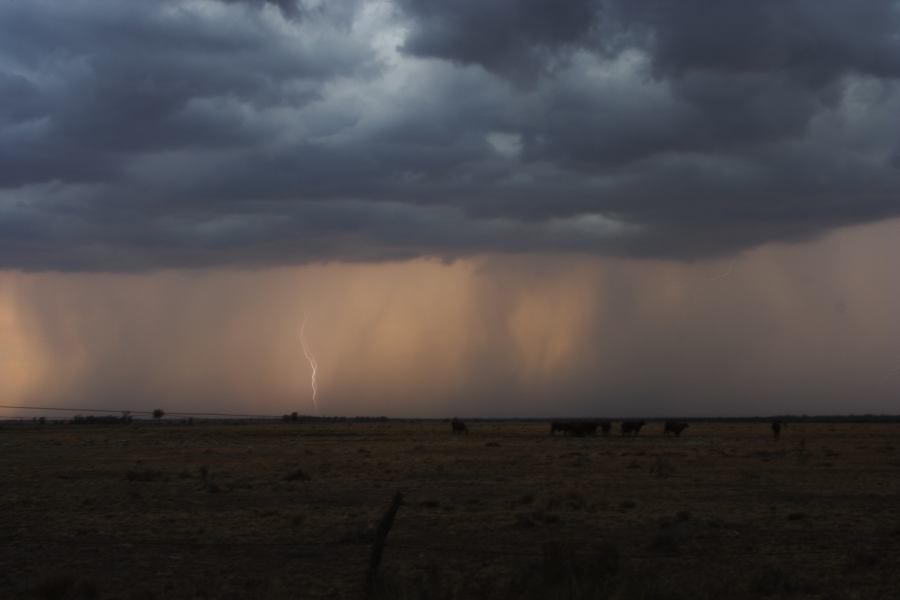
xmin=613 ymin=0 xmax=900 ymax=80
xmin=396 ymin=0 xmax=604 ymax=78
xmin=216 ymin=0 xmax=302 ymax=18
xmin=0 ymin=0 xmax=899 ymax=271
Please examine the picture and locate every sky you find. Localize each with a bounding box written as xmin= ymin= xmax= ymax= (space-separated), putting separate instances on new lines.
xmin=1 ymin=0 xmax=899 ymax=417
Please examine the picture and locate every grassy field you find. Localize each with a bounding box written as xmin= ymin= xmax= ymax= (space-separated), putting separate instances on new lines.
xmin=2 ymin=420 xmax=900 ymax=599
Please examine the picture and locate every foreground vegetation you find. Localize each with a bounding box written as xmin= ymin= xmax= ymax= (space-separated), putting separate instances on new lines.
xmin=2 ymin=420 xmax=899 ymax=598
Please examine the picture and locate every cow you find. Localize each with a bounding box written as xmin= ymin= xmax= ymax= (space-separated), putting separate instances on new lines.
xmin=551 ymin=421 xmax=572 ymax=435
xmin=568 ymin=421 xmax=599 ymax=437
xmin=771 ymin=419 xmax=782 ymax=440
xmin=451 ymin=419 xmax=468 ymax=434
xmin=663 ymin=421 xmax=689 ymax=437
xmin=599 ymin=420 xmax=612 ymax=436
xmin=621 ymin=420 xmax=645 ymax=436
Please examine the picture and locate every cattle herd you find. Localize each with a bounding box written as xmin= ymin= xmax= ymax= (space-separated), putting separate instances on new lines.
xmin=550 ymin=419 xmax=674 ymax=438
xmin=449 ymin=418 xmax=784 ymax=437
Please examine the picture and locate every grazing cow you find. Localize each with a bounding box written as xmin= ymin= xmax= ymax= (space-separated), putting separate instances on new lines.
xmin=663 ymin=421 xmax=689 ymax=437
xmin=771 ymin=419 xmax=782 ymax=440
xmin=621 ymin=420 xmax=645 ymax=436
xmin=599 ymin=420 xmax=612 ymax=436
xmin=451 ymin=419 xmax=468 ymax=434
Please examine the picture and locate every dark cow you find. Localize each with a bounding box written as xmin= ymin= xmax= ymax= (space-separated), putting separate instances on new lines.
xmin=621 ymin=420 xmax=645 ymax=436
xmin=451 ymin=419 xmax=468 ymax=434
xmin=599 ymin=420 xmax=612 ymax=436
xmin=771 ymin=419 xmax=782 ymax=440
xmin=550 ymin=421 xmax=571 ymax=435
xmin=568 ymin=422 xmax=599 ymax=437
xmin=663 ymin=421 xmax=689 ymax=437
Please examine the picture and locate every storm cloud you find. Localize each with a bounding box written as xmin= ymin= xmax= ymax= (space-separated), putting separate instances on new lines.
xmin=0 ymin=0 xmax=899 ymax=270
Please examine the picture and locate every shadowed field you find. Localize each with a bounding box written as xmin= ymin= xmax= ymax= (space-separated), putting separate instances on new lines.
xmin=2 ymin=421 xmax=900 ymax=599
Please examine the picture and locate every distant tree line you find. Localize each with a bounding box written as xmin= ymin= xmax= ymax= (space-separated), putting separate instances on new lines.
xmin=671 ymin=414 xmax=900 ymax=424
xmin=464 ymin=415 xmax=900 ymax=424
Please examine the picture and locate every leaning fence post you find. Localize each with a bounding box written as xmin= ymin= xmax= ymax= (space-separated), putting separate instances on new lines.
xmin=365 ymin=491 xmax=404 ymax=596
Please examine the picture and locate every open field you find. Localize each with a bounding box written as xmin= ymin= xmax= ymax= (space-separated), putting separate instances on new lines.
xmin=2 ymin=421 xmax=900 ymax=599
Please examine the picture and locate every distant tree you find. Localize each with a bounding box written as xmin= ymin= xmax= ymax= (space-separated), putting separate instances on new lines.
xmin=152 ymin=409 xmax=165 ymax=420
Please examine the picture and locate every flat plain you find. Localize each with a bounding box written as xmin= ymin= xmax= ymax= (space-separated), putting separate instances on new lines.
xmin=2 ymin=421 xmax=900 ymax=599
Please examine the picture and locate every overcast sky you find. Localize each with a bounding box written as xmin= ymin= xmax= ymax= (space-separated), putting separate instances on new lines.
xmin=1 ymin=1 xmax=899 ymax=416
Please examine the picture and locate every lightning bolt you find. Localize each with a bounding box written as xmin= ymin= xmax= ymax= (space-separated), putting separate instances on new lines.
xmin=300 ymin=316 xmax=319 ymax=415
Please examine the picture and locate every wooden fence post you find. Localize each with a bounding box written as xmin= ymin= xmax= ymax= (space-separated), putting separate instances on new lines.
xmin=365 ymin=491 xmax=404 ymax=596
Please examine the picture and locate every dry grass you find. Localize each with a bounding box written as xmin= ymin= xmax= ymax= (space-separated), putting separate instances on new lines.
xmin=1 ymin=421 xmax=899 ymax=598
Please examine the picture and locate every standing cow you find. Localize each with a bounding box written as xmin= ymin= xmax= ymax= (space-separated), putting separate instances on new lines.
xmin=551 ymin=421 xmax=571 ymax=435
xmin=771 ymin=419 xmax=782 ymax=440
xmin=451 ymin=419 xmax=468 ymax=434
xmin=663 ymin=421 xmax=689 ymax=437
xmin=621 ymin=420 xmax=645 ymax=436
xmin=569 ymin=422 xmax=599 ymax=437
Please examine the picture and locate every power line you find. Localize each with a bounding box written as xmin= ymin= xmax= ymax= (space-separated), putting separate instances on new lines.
xmin=0 ymin=405 xmax=149 ymax=414
xmin=166 ymin=410 xmax=281 ymax=419
xmin=0 ymin=404 xmax=282 ymax=419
